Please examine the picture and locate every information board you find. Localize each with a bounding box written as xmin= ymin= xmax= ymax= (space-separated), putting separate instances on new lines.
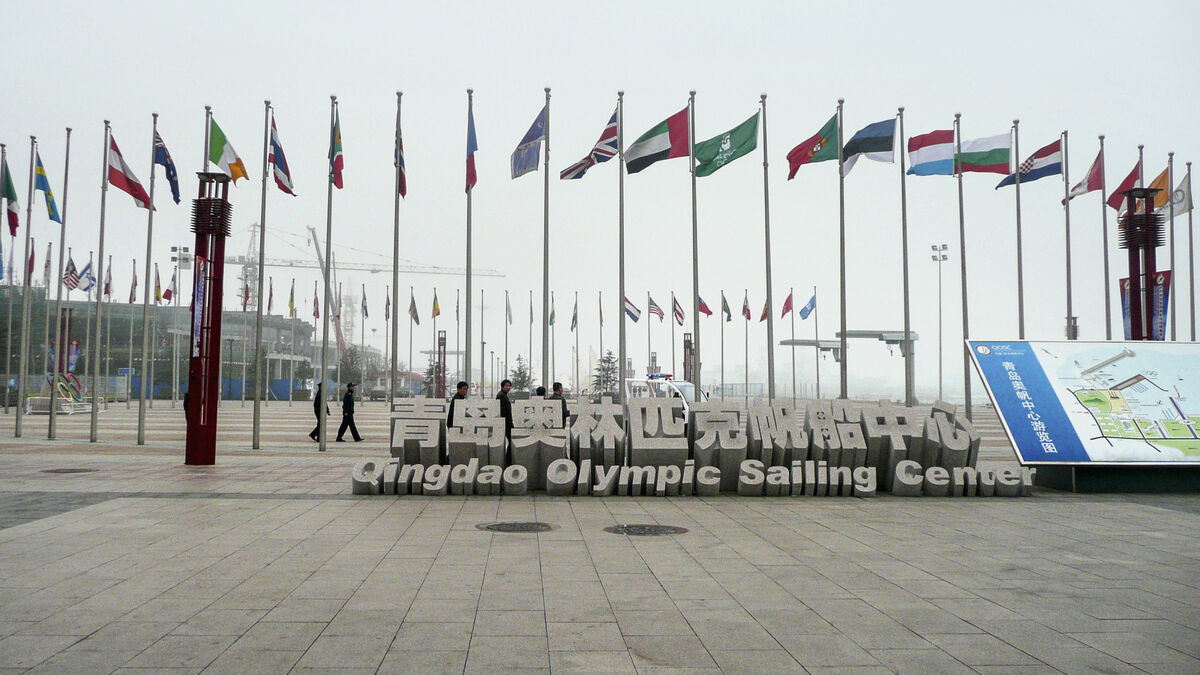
xmin=969 ymin=340 xmax=1200 ymax=465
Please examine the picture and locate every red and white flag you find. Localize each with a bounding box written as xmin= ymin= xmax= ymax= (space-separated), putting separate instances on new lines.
xmin=741 ymin=293 xmax=751 ymax=321
xmin=1066 ymin=149 xmax=1104 ymax=204
xmin=129 ymin=259 xmax=138 ymax=303
xmin=107 ymin=134 xmax=152 ymax=209
xmin=163 ymin=267 xmax=176 ymax=302
xmin=103 ymin=256 xmax=112 ymax=297
xmin=781 ymin=291 xmax=794 ymax=318
xmin=1107 ymin=160 xmax=1141 ymax=211
xmin=671 ymin=295 xmax=684 ymax=326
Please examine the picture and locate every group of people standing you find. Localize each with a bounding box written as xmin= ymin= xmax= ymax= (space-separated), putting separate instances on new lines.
xmin=448 ymin=380 xmax=569 ymax=442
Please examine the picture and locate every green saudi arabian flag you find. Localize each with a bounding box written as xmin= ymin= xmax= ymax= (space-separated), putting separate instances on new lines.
xmin=694 ymin=112 xmax=759 ymax=177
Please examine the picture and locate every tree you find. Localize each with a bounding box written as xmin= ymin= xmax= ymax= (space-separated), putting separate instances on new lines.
xmin=338 ymin=346 xmax=364 ymax=386
xmin=509 ymin=355 xmax=532 ymax=393
xmin=592 ymin=350 xmax=618 ymax=396
xmin=423 ymin=357 xmax=436 ymax=398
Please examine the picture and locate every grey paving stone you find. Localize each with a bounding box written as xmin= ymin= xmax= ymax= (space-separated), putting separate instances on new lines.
xmin=473 ymin=609 xmax=547 ymax=636
xmin=201 ymin=648 xmax=303 ymax=674
xmin=170 ymin=608 xmax=267 ymax=636
xmin=293 ymin=633 xmax=392 ymax=670
xmin=465 ymin=635 xmax=549 ymax=671
xmin=777 ymin=633 xmax=880 ymax=667
xmin=924 ymin=632 xmax=1042 ymax=666
xmin=547 ymin=621 xmax=626 ymax=651
xmin=549 ymin=649 xmax=637 ymax=673
xmin=710 ymin=648 xmax=806 ymax=674
xmin=378 ymin=649 xmax=468 ymax=674
xmin=624 ymin=635 xmax=718 ymax=669
xmin=122 ymin=635 xmax=236 ymax=669
xmin=0 ymin=635 xmax=79 ymax=669
xmin=614 ymin=609 xmax=694 ymax=636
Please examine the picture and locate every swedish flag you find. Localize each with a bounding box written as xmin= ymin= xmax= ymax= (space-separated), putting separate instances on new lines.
xmin=34 ymin=152 xmax=61 ymax=224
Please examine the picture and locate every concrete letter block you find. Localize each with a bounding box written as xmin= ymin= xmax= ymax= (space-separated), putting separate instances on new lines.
xmin=475 ymin=464 xmax=501 ymax=495
xmin=502 ymin=464 xmax=529 ymax=495
xmin=546 ymin=458 xmax=577 ymax=496
xmin=656 ymin=464 xmax=682 ymax=496
xmin=351 ymin=460 xmax=383 ymax=495
xmin=737 ymin=459 xmax=765 ymax=496
xmin=923 ymin=466 xmax=950 ymax=497
xmin=423 ymin=465 xmax=451 ymax=496
xmin=450 ymin=458 xmax=480 ymax=496
xmin=852 ymin=466 xmax=877 ymax=497
xmin=592 ymin=464 xmax=620 ymax=496
xmin=764 ymin=465 xmax=789 ymax=496
xmin=892 ymin=459 xmax=924 ymax=497
xmin=995 ymin=467 xmax=1021 ymax=497
xmin=695 ymin=465 xmax=721 ymax=496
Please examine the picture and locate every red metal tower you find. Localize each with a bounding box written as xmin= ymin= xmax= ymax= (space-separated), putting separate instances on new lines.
xmin=1119 ymin=187 xmax=1165 ymax=341
xmin=185 ymin=173 xmax=232 ymax=464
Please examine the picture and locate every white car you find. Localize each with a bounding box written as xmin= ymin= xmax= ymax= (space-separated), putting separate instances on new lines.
xmin=624 ymin=377 xmax=708 ymax=418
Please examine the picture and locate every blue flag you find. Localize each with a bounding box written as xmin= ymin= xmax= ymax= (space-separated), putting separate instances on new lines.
xmin=154 ymin=133 xmax=181 ymax=204
xmin=34 ymin=152 xmax=61 ymax=223
xmin=511 ymin=105 xmax=547 ymax=179
xmin=799 ymin=294 xmax=816 ymax=320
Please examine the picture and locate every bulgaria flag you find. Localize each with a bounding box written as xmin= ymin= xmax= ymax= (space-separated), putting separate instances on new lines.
xmin=625 ymin=108 xmax=688 ymax=174
xmin=787 ymin=114 xmax=838 ymax=179
xmin=2 ymin=155 xmax=19 ymax=236
xmin=107 ymin=134 xmax=152 ymax=209
xmin=955 ymin=133 xmax=1011 ymax=174
xmin=208 ymin=117 xmax=248 ymax=183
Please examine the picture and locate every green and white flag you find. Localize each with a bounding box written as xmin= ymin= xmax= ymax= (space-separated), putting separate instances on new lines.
xmin=694 ymin=112 xmax=759 ymax=177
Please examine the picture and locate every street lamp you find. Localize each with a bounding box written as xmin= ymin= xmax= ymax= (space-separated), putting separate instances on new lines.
xmin=931 ymin=244 xmax=949 ymax=401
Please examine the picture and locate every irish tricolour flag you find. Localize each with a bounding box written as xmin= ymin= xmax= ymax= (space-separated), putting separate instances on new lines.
xmin=208 ymin=117 xmax=248 ymax=183
xmin=625 ymin=108 xmax=689 ymax=174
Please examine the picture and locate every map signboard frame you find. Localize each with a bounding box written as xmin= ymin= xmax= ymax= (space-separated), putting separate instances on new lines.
xmin=969 ymin=340 xmax=1200 ymax=466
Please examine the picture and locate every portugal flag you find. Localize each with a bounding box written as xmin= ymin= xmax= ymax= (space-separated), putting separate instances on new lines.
xmin=787 ymin=114 xmax=838 ymax=179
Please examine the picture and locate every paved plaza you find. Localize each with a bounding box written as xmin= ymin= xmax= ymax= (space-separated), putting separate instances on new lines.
xmin=0 ymin=402 xmax=1196 ymax=673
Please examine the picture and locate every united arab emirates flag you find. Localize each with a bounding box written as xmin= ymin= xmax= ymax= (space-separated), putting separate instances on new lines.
xmin=786 ymin=114 xmax=838 ymax=179
xmin=695 ymin=112 xmax=759 ymax=177
xmin=625 ymin=107 xmax=689 ymax=174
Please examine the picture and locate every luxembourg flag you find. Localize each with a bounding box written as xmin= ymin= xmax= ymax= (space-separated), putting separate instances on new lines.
xmin=996 ymin=139 xmax=1061 ymax=188
xmin=624 ymin=296 xmax=641 ymax=322
xmin=906 ymin=129 xmax=955 ymax=176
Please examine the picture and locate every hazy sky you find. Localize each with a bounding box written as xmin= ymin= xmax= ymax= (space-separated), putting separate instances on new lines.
xmin=4 ymin=0 xmax=1198 ymax=400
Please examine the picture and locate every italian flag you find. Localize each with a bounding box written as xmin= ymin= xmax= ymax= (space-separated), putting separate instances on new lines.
xmin=1 ymin=156 xmax=18 ymax=236
xmin=208 ymin=118 xmax=248 ymax=183
xmin=625 ymin=107 xmax=689 ymax=174
xmin=955 ymin=133 xmax=1011 ymax=175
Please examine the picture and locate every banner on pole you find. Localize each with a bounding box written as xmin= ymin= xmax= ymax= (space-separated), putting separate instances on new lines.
xmin=192 ymin=256 xmax=208 ymax=358
xmin=1119 ymin=271 xmax=1171 ymax=340
xmin=969 ymin=340 xmax=1200 ymax=465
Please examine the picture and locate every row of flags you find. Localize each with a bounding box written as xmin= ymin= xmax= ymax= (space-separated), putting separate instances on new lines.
xmin=624 ymin=290 xmax=818 ymax=324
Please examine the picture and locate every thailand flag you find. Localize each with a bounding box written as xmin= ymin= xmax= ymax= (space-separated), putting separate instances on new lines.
xmin=907 ymin=130 xmax=955 ymax=176
xmin=269 ymin=117 xmax=296 ymax=195
xmin=647 ymin=296 xmax=665 ymax=321
xmin=466 ymin=98 xmax=478 ymax=192
xmin=624 ymin=296 xmax=641 ymax=322
xmin=671 ymin=295 xmax=684 ymax=325
xmin=996 ymin=139 xmax=1062 ymax=188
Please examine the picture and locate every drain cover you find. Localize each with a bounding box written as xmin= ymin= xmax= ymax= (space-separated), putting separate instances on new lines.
xmin=41 ymin=468 xmax=97 ymax=474
xmin=604 ymin=524 xmax=688 ymax=536
xmin=477 ymin=521 xmax=557 ymax=533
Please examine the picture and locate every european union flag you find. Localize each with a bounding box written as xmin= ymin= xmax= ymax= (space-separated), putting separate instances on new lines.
xmin=510 ymin=105 xmax=547 ymax=179
xmin=34 ymin=152 xmax=61 ymax=223
xmin=154 ymin=133 xmax=181 ymax=204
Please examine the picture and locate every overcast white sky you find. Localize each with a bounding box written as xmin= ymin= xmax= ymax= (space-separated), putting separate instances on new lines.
xmin=4 ymin=0 xmax=1199 ymax=400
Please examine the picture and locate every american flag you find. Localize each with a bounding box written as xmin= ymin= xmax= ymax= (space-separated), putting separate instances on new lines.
xmin=671 ymin=295 xmax=684 ymax=326
xmin=560 ymin=109 xmax=618 ymax=180
xmin=647 ymin=295 xmax=664 ymax=321
xmin=62 ymin=255 xmax=79 ymax=290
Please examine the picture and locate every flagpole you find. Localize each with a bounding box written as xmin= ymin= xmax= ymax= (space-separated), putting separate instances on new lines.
xmin=529 ymin=289 xmax=533 ymax=383
xmin=688 ymin=90 xmax=702 ymax=393
xmin=954 ymin=113 xmax=972 ymax=420
xmin=127 ymin=260 xmax=134 ymax=410
xmin=898 ymin=107 xmax=914 ymax=406
xmin=336 ymin=281 xmax=342 ymax=393
xmin=1100 ymin=136 xmax=1112 ymax=340
xmin=1063 ymin=131 xmax=1075 ymax=340
xmin=251 ymin=102 xmax=271 ymax=448
xmin=541 ymin=86 xmax=551 ymax=391
xmin=670 ymin=290 xmax=676 ymax=375
xmin=551 ymin=291 xmax=556 ymax=383
xmin=319 ymin=96 xmax=336 ymax=452
xmin=289 ymin=295 xmax=295 ymax=407
xmin=646 ymin=291 xmax=651 ymax=377
xmin=720 ymin=292 xmax=725 ymax=399
xmin=134 ymin=115 xmax=161 ymax=444
xmin=464 ymin=88 xmax=474 ymax=395
xmin=504 ymin=289 xmax=509 ymax=382
xmin=360 ymin=284 xmax=365 ymax=387
xmin=391 ymin=91 xmax=402 ymax=405
xmin=744 ymin=289 xmax=749 ymax=407
xmin=171 ymin=268 xmax=178 ymax=409
xmin=1013 ymin=119 xmax=1025 ymax=339
xmin=574 ymin=291 xmax=579 ymax=394
xmin=1137 ymin=144 xmax=1145 ymax=337
xmin=480 ymin=288 xmax=485 ymax=392
xmin=14 ymin=136 xmax=35 ymax=438
xmin=836 ymin=99 xmax=847 ymax=400
xmin=455 ymin=288 xmax=461 ymax=383
xmin=89 ymin=123 xmax=111 ymax=442
xmin=598 ymin=290 xmax=604 ymax=385
xmin=48 ymin=127 xmax=71 ymax=439
xmin=789 ymin=287 xmax=795 ymax=405
xmin=617 ymin=91 xmax=627 ymax=399
xmin=1188 ymin=162 xmax=1195 ymax=341
xmin=106 ymin=259 xmax=113 ymax=403
xmin=814 ymin=285 xmax=821 ymax=398
xmin=761 ymin=94 xmax=775 ymax=402
xmin=1168 ymin=151 xmax=1176 ymax=341
xmin=433 ymin=287 xmax=438 ymax=390
xmin=408 ymin=288 xmax=415 ymax=396
xmin=41 ymin=243 xmax=52 ymax=379
xmin=2 ymin=142 xmax=10 ymax=416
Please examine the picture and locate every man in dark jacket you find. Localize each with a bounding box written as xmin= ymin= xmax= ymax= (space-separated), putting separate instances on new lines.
xmin=496 ymin=379 xmax=514 ymax=438
xmin=309 ymin=383 xmax=329 ymax=441
xmin=336 ymin=383 xmax=363 ymax=442
xmin=447 ymin=381 xmax=469 ymax=428
xmin=548 ymin=381 xmax=569 ymax=428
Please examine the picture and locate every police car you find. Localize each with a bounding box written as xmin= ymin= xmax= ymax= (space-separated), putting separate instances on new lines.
xmin=624 ymin=374 xmax=707 ymax=418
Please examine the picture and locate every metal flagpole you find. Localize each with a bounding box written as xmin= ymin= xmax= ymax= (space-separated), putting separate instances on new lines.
xmin=813 ymin=285 xmax=821 ymax=398
xmin=1188 ymin=162 xmax=1195 ymax=341
xmin=899 ymin=108 xmax=914 ymax=406
xmin=318 ymin=96 xmax=336 ymax=452
xmin=670 ymin=291 xmax=676 ymax=375
xmin=761 ymin=94 xmax=775 ymax=401
xmin=360 ymin=285 xmax=365 ymax=388
xmin=289 ymin=291 xmax=295 ymax=407
xmin=617 ymin=91 xmax=627 ymax=399
xmin=688 ymin=90 xmax=701 ymax=392
xmin=1100 ymin=136 xmax=1112 ymax=340
xmin=171 ymin=267 xmax=178 ymax=408
xmin=529 ymin=289 xmax=533 ymax=382
xmin=1013 ymin=119 xmax=1025 ymax=338
xmin=127 ymin=261 xmax=134 ymax=410
xmin=542 ymin=87 xmax=551 ymax=390
xmin=432 ymin=287 xmax=438 ymax=388
xmin=480 ymin=288 xmax=485 ymax=391
xmin=41 ymin=243 xmax=51 ymax=380
xmin=240 ymin=313 xmax=246 ymax=406
xmin=744 ymin=288 xmax=749 ymax=407
xmin=1063 ymin=131 xmax=1075 ymax=340
xmin=252 ymin=102 xmax=271 ymax=448
xmin=84 ymin=282 xmax=93 ymax=416
xmin=598 ymin=290 xmax=603 ymax=384
xmin=408 ymin=286 xmax=414 ymax=397
xmin=137 ymin=114 xmax=159 ymax=445
xmin=836 ymin=99 xmax=847 ymax=399
xmin=456 ymin=289 xmax=460 ymax=383
xmin=504 ymin=289 xmax=509 ymax=382
xmin=954 ymin=113 xmax=972 ymax=420
xmin=336 ymin=281 xmax=341 ymax=394
xmin=574 ymin=291 xmax=579 ymax=394
xmin=14 ymin=137 xmax=35 ymax=437
xmin=2 ymin=142 xmax=10 ymax=415
xmin=89 ymin=123 xmax=111 ymax=442
xmin=464 ymin=88 xmax=474 ymax=394
xmin=720 ymin=291 xmax=725 ymax=399
xmin=551 ymin=291 xmax=556 ymax=383
xmin=106 ymin=264 xmax=112 ymax=401
xmin=391 ymin=91 xmax=402 ymax=405
xmin=49 ymin=127 xmax=71 ymax=439
xmin=646 ymin=291 xmax=651 ymax=377
xmin=789 ymin=287 xmax=795 ymax=405
xmin=1168 ymin=152 xmax=1176 ymax=341
xmin=150 ymin=315 xmax=157 ymax=409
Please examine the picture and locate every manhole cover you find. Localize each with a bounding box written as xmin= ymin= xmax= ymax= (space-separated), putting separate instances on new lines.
xmin=604 ymin=524 xmax=688 ymax=536
xmin=476 ymin=521 xmax=557 ymax=533
xmin=41 ymin=468 xmax=98 ymax=474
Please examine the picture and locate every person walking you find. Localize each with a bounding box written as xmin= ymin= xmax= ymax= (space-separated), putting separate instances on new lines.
xmin=549 ymin=381 xmax=569 ymax=428
xmin=336 ymin=382 xmax=363 ymax=442
xmin=309 ymin=383 xmax=329 ymax=442
xmin=447 ymin=380 xmax=468 ymax=428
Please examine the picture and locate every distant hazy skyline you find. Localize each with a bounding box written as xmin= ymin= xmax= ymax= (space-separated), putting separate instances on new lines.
xmin=3 ymin=0 xmax=1198 ymax=401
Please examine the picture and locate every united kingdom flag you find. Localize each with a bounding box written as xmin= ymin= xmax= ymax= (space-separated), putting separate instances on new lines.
xmin=560 ymin=109 xmax=618 ymax=180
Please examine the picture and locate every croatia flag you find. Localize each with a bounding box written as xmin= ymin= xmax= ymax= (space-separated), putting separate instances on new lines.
xmin=996 ymin=139 xmax=1061 ymax=188
xmin=907 ymin=129 xmax=955 ymax=176
xmin=624 ymin=296 xmax=641 ymax=322
xmin=466 ymin=97 xmax=478 ymax=192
